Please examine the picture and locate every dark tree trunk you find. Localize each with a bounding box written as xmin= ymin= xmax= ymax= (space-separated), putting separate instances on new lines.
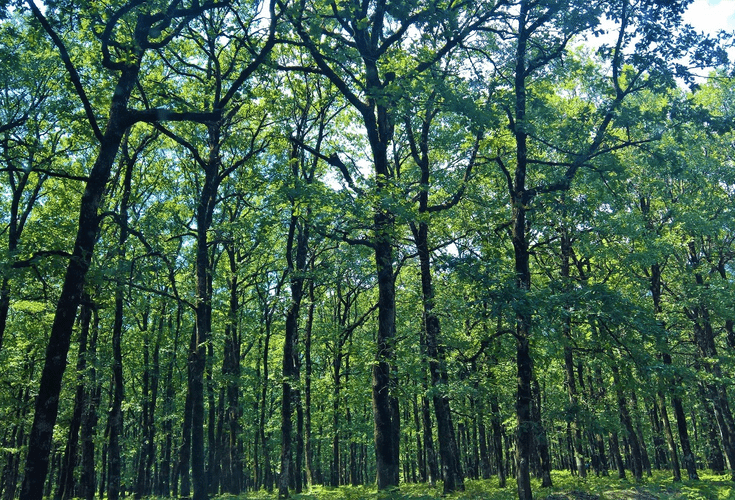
xmin=207 ymin=341 xmax=219 ymax=494
xmin=222 ymin=245 xmax=241 ymax=495
xmin=511 ymin=5 xmax=537 ymax=498
xmin=147 ymin=318 xmax=161 ymax=494
xmin=80 ymin=300 xmax=100 ymax=500
xmin=258 ymin=314 xmax=274 ymax=492
xmin=421 ymin=395 xmax=439 ymax=486
xmin=135 ymin=305 xmax=157 ymax=499
xmin=490 ymin=393 xmax=506 ymax=488
xmin=331 ymin=352 xmax=342 ymax=488
xmin=1 ymin=388 xmax=28 ymax=500
xmin=295 ymin=387 xmax=304 ymax=493
xmin=478 ymin=410 xmax=491 ymax=479
xmin=657 ymin=393 xmax=681 ymax=481
xmin=630 ymin=391 xmax=652 ymax=477
xmin=372 ymin=227 xmax=400 ymax=490
xmin=609 ymin=432 xmax=626 ymax=479
xmin=412 ymin=397 xmax=426 ymax=482
xmin=648 ymin=397 xmax=667 ymax=470
xmin=688 ymin=245 xmax=735 ymax=479
xmin=531 ymin=378 xmax=552 ymax=487
xmin=304 ymin=282 xmax=315 ymax=488
xmin=108 ymin=132 xmax=144 ymax=500
xmin=670 ymin=390 xmax=698 ymax=479
xmin=411 ymin=219 xmax=464 ymax=494
xmin=161 ymin=308 xmax=181 ymax=497
xmin=180 ymin=331 xmax=196 ymax=499
xmin=20 ymin=60 xmax=141 ymax=500
xmin=0 ymin=131 xmax=47 ymax=354
xmin=611 ymin=364 xmax=642 ymax=480
xmin=560 ymin=231 xmax=586 ymax=478
xmin=279 ymin=137 xmax=310 ymax=496
xmin=55 ymin=299 xmax=90 ymax=500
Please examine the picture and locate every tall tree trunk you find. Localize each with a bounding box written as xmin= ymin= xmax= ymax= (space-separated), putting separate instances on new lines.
xmin=0 ymin=133 xmax=47 ymax=354
xmin=609 ymin=431 xmax=626 ymax=479
xmin=611 ymin=364 xmax=643 ymax=480
xmin=222 ymin=245 xmax=241 ymax=494
xmin=531 ymin=378 xmax=552 ymax=486
xmin=331 ymin=352 xmax=342 ymax=488
xmin=279 ymin=139 xmax=310 ymax=496
xmin=295 ymin=387 xmax=304 ymax=493
xmin=372 ymin=222 xmax=400 ymax=489
xmin=647 ymin=261 xmax=697 ymax=480
xmin=161 ymin=307 xmax=181 ymax=497
xmin=1 ymin=387 xmax=29 ymax=500
xmin=258 ymin=314 xmax=273 ymax=492
xmin=670 ymin=391 xmax=698 ymax=480
xmin=207 ymin=342 xmax=218 ymax=494
xmin=108 ymin=131 xmax=140 ymax=500
xmin=19 ymin=56 xmax=142 ymax=500
xmin=631 ymin=391 xmax=652 ymax=477
xmin=560 ymin=231 xmax=586 ymax=478
xmin=304 ymin=282 xmax=315 ymax=488
xmin=511 ymin=4 xmax=538 ymax=497
xmin=688 ymin=245 xmax=735 ymax=478
xmin=648 ymin=397 xmax=667 ymax=470
xmin=411 ymin=219 xmax=464 ymax=493
xmin=56 ymin=299 xmax=90 ymax=500
xmin=80 ymin=299 xmax=100 ymax=500
xmin=421 ymin=395 xmax=439 ymax=486
xmin=657 ymin=393 xmax=681 ymax=481
xmin=412 ymin=397 xmax=426 ymax=482
xmin=180 ymin=329 xmax=197 ymax=499
xmin=147 ymin=317 xmax=161 ymax=495
xmin=135 ymin=306 xmax=153 ymax=499
xmin=645 ymin=261 xmax=685 ymax=482
xmin=490 ymin=392 xmax=506 ymax=488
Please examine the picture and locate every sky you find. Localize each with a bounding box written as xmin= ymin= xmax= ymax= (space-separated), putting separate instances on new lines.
xmin=683 ymin=0 xmax=735 ymax=34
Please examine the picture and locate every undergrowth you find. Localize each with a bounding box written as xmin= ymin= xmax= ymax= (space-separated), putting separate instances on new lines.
xmin=209 ymin=470 xmax=735 ymax=500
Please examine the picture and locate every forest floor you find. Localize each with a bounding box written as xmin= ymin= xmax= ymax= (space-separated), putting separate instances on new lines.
xmin=216 ymin=470 xmax=735 ymax=500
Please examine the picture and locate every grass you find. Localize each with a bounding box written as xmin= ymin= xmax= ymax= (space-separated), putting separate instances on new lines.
xmin=208 ymin=470 xmax=735 ymax=500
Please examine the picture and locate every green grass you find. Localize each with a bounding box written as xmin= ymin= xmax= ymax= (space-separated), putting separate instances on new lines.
xmin=208 ymin=470 xmax=735 ymax=500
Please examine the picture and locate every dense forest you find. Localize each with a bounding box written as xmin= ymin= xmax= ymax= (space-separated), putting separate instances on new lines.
xmin=1 ymin=0 xmax=735 ymax=499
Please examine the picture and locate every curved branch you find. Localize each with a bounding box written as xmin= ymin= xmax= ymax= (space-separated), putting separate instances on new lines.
xmin=27 ymin=0 xmax=103 ymax=142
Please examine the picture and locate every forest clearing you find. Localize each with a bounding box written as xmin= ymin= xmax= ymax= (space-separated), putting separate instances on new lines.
xmin=2 ymin=0 xmax=735 ymax=499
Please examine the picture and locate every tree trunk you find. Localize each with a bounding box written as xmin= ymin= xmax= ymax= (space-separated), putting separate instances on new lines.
xmin=560 ymin=231 xmax=586 ymax=478
xmin=161 ymin=308 xmax=181 ymax=497
xmin=222 ymin=245 xmax=241 ymax=494
xmin=55 ymin=299 xmax=90 ymax=500
xmin=611 ymin=364 xmax=642 ymax=480
xmin=421 ymin=395 xmax=439 ymax=486
xmin=20 ymin=61 xmax=141 ymax=500
xmin=80 ymin=299 xmax=100 ymax=500
xmin=304 ymin=282 xmax=315 ymax=488
xmin=180 ymin=330 xmax=197 ymax=499
xmin=412 ymin=397 xmax=426 ymax=482
xmin=108 ymin=130 xmax=140 ymax=500
xmin=609 ymin=431 xmax=626 ymax=479
xmin=279 ymin=150 xmax=309 ymax=496
xmin=647 ymin=262 xmax=696 ymax=480
xmin=411 ymin=219 xmax=464 ymax=493
xmin=657 ymin=393 xmax=681 ymax=481
xmin=531 ymin=378 xmax=552 ymax=487
xmin=331 ymin=352 xmax=342 ymax=488
xmin=258 ymin=313 xmax=274 ymax=492
xmin=670 ymin=392 xmax=698 ymax=480
xmin=372 ymin=222 xmax=400 ymax=489
xmin=489 ymin=392 xmax=506 ymax=487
